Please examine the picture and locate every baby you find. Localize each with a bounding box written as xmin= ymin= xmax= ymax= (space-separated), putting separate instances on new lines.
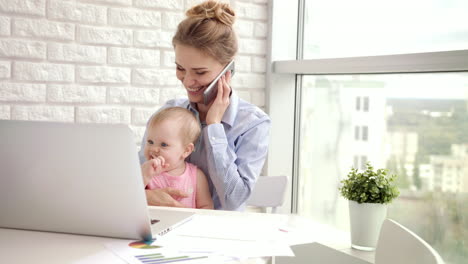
xmin=141 ymin=107 xmax=213 ymax=209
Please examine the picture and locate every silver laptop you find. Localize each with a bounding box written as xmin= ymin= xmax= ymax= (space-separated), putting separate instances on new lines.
xmin=0 ymin=120 xmax=194 ymax=241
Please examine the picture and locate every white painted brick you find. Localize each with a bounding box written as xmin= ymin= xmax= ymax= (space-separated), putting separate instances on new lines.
xmin=185 ymin=0 xmax=220 ymax=8
xmin=133 ymin=68 xmax=178 ymax=86
xmin=12 ymin=105 xmax=74 ymax=122
xmin=232 ymin=73 xmax=265 ymax=89
xmin=77 ymin=106 xmax=131 ymax=124
xmin=254 ymin=22 xmax=267 ymax=38
xmin=132 ymin=107 xmax=159 ymax=125
xmin=80 ymin=0 xmax=132 ymax=6
xmin=235 ymin=20 xmax=254 ymax=37
xmin=162 ymin=12 xmax=184 ymax=30
xmin=0 ymin=105 xmax=10 ymax=119
xmin=48 ymin=43 xmax=106 ymax=64
xmin=47 ymin=84 xmax=107 ymax=103
xmin=235 ymin=56 xmax=251 ymax=73
xmin=251 ymin=90 xmax=265 ymax=107
xmin=252 ymin=56 xmax=266 ymax=73
xmin=239 ymin=39 xmax=267 ymax=55
xmin=131 ymin=125 xmax=146 ymax=146
xmin=109 ymin=8 xmax=161 ymax=28
xmin=109 ymin=87 xmax=159 ymax=104
xmin=48 ymin=0 xmax=106 ymax=25
xmin=14 ymin=18 xmax=74 ymax=41
xmin=79 ymin=26 xmax=132 ymax=45
xmin=236 ymin=2 xmax=267 ymax=20
xmin=77 ymin=66 xmax=130 ymax=84
xmin=0 ymin=83 xmax=46 ymax=102
xmin=109 ymin=47 xmax=160 ymax=67
xmin=236 ymin=90 xmax=252 ymax=103
xmin=135 ymin=0 xmax=184 ymax=10
xmin=0 ymin=16 xmax=10 ymax=36
xmin=159 ymin=87 xmax=188 ymax=102
xmin=0 ymin=60 xmax=10 ymax=78
xmin=0 ymin=39 xmax=46 ymax=59
xmin=0 ymin=0 xmax=268 ymax=130
xmin=162 ymin=50 xmax=175 ymax=67
xmin=14 ymin=62 xmax=74 ymax=82
xmin=0 ymin=0 xmax=45 ymax=16
xmin=134 ymin=30 xmax=173 ymax=48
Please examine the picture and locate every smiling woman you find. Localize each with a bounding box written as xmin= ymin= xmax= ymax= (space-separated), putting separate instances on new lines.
xmin=138 ymin=0 xmax=271 ymax=211
xmin=173 ymin=44 xmax=226 ymax=105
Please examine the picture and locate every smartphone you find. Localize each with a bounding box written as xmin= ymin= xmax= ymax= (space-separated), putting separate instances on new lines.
xmin=203 ymin=60 xmax=235 ymax=105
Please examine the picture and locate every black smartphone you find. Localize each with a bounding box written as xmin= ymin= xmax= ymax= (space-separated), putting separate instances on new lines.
xmin=203 ymin=60 xmax=235 ymax=105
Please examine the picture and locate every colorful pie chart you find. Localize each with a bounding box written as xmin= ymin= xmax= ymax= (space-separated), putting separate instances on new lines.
xmin=128 ymin=240 xmax=161 ymax=249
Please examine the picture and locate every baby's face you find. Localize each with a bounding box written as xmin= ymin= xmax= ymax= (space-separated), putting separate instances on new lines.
xmin=144 ymin=119 xmax=188 ymax=171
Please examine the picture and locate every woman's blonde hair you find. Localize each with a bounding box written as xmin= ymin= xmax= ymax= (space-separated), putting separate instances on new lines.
xmin=172 ymin=0 xmax=237 ymax=65
xmin=149 ymin=107 xmax=201 ymax=145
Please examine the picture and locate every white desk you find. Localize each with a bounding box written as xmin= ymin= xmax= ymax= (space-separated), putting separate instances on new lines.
xmin=0 ymin=206 xmax=374 ymax=264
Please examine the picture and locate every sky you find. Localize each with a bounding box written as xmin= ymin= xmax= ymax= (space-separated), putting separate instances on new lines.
xmin=304 ymin=0 xmax=468 ymax=59
xmin=302 ymin=0 xmax=468 ymax=100
xmin=382 ymin=73 xmax=468 ymax=99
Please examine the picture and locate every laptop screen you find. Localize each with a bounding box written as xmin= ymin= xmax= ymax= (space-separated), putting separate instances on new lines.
xmin=0 ymin=120 xmax=152 ymax=240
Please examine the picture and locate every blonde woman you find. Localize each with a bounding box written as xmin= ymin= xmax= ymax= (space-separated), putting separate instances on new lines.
xmin=139 ymin=0 xmax=270 ymax=210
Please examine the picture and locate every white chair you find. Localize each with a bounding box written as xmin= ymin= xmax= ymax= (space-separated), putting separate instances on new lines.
xmin=375 ymin=219 xmax=445 ymax=264
xmin=246 ymin=175 xmax=287 ymax=213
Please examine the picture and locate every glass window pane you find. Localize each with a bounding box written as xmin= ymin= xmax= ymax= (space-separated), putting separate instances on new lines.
xmin=298 ymin=73 xmax=468 ymax=263
xmin=362 ymin=126 xmax=368 ymax=141
xmin=303 ymin=0 xmax=468 ymax=59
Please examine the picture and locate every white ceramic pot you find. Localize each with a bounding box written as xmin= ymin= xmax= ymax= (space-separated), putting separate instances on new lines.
xmin=348 ymin=200 xmax=388 ymax=251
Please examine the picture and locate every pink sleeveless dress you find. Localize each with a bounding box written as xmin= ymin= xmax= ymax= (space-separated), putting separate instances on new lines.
xmin=147 ymin=162 xmax=197 ymax=208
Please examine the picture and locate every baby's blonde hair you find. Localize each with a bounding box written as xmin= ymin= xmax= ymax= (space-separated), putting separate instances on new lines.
xmin=172 ymin=0 xmax=237 ymax=65
xmin=149 ymin=107 xmax=201 ymax=145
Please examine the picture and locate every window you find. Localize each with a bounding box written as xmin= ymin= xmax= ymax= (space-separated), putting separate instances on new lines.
xmin=355 ymin=97 xmax=361 ymax=111
xmin=270 ymin=1 xmax=468 ymax=263
xmin=302 ymin=0 xmax=468 ymax=59
xmin=298 ymin=73 xmax=468 ymax=264
xmin=354 ymin=126 xmax=369 ymax=141
xmin=355 ymin=96 xmax=369 ymax=112
xmin=362 ymin=126 xmax=368 ymax=141
xmin=363 ymin=97 xmax=369 ymax=112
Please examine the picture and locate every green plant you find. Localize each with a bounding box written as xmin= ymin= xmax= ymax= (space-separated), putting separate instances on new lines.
xmin=339 ymin=162 xmax=400 ymax=204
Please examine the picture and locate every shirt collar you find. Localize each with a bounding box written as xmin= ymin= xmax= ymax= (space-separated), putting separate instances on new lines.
xmin=186 ymin=91 xmax=239 ymax=128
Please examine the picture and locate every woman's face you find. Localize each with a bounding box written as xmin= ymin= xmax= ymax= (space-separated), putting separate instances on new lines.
xmin=175 ymin=44 xmax=225 ymax=104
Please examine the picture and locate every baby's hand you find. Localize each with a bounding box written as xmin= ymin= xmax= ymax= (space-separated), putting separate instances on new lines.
xmin=141 ymin=156 xmax=170 ymax=186
xmin=150 ymin=155 xmax=169 ymax=175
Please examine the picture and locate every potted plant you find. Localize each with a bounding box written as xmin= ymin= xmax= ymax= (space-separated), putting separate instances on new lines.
xmin=339 ymin=162 xmax=400 ymax=251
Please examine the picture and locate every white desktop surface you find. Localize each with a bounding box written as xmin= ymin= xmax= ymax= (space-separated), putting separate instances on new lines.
xmin=0 ymin=206 xmax=374 ymax=264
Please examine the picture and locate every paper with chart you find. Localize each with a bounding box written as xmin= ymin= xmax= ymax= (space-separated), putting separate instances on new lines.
xmin=106 ymin=239 xmax=227 ymax=264
xmin=106 ymin=214 xmax=294 ymax=263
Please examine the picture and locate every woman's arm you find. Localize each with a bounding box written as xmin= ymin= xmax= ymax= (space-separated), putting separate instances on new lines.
xmin=145 ymin=188 xmax=188 ymax=207
xmin=204 ymin=118 xmax=271 ymax=210
xmin=195 ymin=169 xmax=214 ymax=209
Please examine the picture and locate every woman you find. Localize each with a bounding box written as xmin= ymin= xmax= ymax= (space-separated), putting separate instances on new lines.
xmin=139 ymin=0 xmax=270 ymax=211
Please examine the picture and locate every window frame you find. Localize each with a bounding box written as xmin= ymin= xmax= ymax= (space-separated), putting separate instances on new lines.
xmin=267 ymin=0 xmax=468 ymax=214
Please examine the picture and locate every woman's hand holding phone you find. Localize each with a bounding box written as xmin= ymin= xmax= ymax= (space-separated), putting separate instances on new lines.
xmin=206 ymin=70 xmax=232 ymax=125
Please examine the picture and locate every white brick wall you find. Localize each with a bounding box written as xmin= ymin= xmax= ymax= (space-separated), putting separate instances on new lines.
xmin=0 ymin=0 xmax=269 ymax=145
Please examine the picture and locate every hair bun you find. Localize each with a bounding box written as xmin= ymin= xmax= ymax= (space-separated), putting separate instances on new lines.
xmin=186 ymin=0 xmax=235 ymax=26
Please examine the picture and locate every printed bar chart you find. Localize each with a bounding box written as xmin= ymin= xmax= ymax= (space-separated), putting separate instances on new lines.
xmin=135 ymin=253 xmax=207 ymax=264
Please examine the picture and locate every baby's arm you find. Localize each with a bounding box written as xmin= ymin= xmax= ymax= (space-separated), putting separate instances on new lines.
xmin=141 ymin=156 xmax=168 ymax=187
xmin=195 ymin=169 xmax=214 ymax=209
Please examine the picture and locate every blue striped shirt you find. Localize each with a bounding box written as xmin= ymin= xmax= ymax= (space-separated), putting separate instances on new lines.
xmin=139 ymin=92 xmax=271 ymax=210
